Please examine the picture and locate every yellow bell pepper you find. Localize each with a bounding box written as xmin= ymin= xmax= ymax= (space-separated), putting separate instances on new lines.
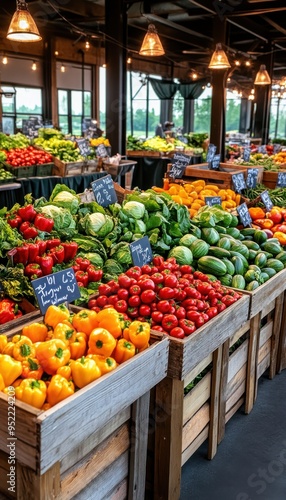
xmin=87 ymin=354 xmax=117 ymax=375
xmin=22 ymin=323 xmax=48 ymax=343
xmin=2 ymin=342 xmax=15 ymax=356
xmin=70 ymin=356 xmax=101 ymax=388
xmin=72 ymin=309 xmax=98 ymax=335
xmin=113 ymin=339 xmax=136 ymax=364
xmin=15 ymin=378 xmax=47 ymax=409
xmin=69 ymin=332 xmax=87 ymax=359
xmin=127 ymin=321 xmax=151 ymax=349
xmin=0 ymin=373 xmax=5 ymax=391
xmin=46 ymin=374 xmax=75 ymax=407
xmin=44 ymin=303 xmax=70 ymax=329
xmin=36 ymin=339 xmax=71 ymax=375
xmin=88 ymin=327 xmax=117 ymax=357
xmin=0 ymin=354 xmax=22 ymax=386
xmin=56 ymin=363 xmax=72 ymax=380
xmin=0 ymin=334 xmax=8 ymax=353
xmin=52 ymin=323 xmax=76 ymax=345
xmin=95 ymin=308 xmax=122 ymax=339
xmin=21 ymin=357 xmax=43 ymax=380
xmin=13 ymin=337 xmax=36 ymax=362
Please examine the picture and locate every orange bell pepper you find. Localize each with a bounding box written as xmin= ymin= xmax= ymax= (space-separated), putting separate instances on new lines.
xmin=113 ymin=339 xmax=136 ymax=364
xmin=44 ymin=303 xmax=70 ymax=329
xmin=69 ymin=332 xmax=87 ymax=359
xmin=87 ymin=354 xmax=117 ymax=375
xmin=88 ymin=328 xmax=117 ymax=357
xmin=127 ymin=321 xmax=151 ymax=349
xmin=15 ymin=378 xmax=47 ymax=409
xmin=72 ymin=309 xmax=98 ymax=336
xmin=95 ymin=308 xmax=122 ymax=339
xmin=0 ymin=334 xmax=8 ymax=353
xmin=52 ymin=323 xmax=77 ymax=345
xmin=249 ymin=207 xmax=266 ymax=220
xmin=56 ymin=363 xmax=72 ymax=380
xmin=46 ymin=374 xmax=75 ymax=407
xmin=22 ymin=323 xmax=48 ymax=343
xmin=273 ymin=231 xmax=286 ymax=246
xmin=0 ymin=354 xmax=22 ymax=386
xmin=36 ymin=339 xmax=71 ymax=375
xmin=253 ymin=218 xmax=274 ymax=230
xmin=21 ymin=357 xmax=44 ymax=380
xmin=2 ymin=341 xmax=15 ymax=356
xmin=13 ymin=337 xmax=36 ymax=362
xmin=70 ymin=356 xmax=101 ymax=388
xmin=0 ymin=373 xmax=5 ymax=391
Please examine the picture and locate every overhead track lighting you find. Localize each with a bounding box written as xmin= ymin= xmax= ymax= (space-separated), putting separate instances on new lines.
xmin=254 ymin=64 xmax=271 ymax=85
xmin=7 ymin=0 xmax=42 ymax=42
xmin=208 ymin=43 xmax=230 ymax=70
xmin=139 ymin=24 xmax=165 ymax=57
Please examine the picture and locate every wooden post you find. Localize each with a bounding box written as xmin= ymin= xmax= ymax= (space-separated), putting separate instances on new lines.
xmin=208 ymin=346 xmax=223 ymax=459
xmin=269 ymin=294 xmax=284 ymax=379
xmin=16 ymin=462 xmax=60 ymax=500
xmin=217 ymin=339 xmax=230 ymax=444
xmin=277 ymin=291 xmax=286 ymax=373
xmin=245 ymin=313 xmax=261 ymax=414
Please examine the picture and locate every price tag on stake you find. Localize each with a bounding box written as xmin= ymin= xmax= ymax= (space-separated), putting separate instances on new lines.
xmin=77 ymin=138 xmax=91 ymax=157
xmin=243 ymin=147 xmax=251 ymax=162
xmin=260 ymin=190 xmax=273 ymax=211
xmin=210 ymin=154 xmax=221 ymax=170
xmin=246 ymin=168 xmax=259 ymax=189
xmin=205 ymin=196 xmax=222 ymax=206
xmin=91 ymin=174 xmax=117 ymax=207
xmin=169 ymin=152 xmax=191 ymax=179
xmin=206 ymin=144 xmax=217 ymax=162
xmin=276 ymin=172 xmax=286 ymax=188
xmin=32 ymin=269 xmax=81 ymax=315
xmin=237 ymin=203 xmax=252 ymax=227
xmin=232 ymin=173 xmax=246 ymax=193
xmin=130 ymin=236 xmax=153 ymax=267
xmin=96 ymin=144 xmax=109 ymax=158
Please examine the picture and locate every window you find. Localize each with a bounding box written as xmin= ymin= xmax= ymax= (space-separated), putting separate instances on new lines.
xmin=58 ymin=89 xmax=91 ymax=135
xmin=127 ymin=72 xmax=161 ymax=137
xmin=194 ymin=86 xmax=212 ymax=134
xmin=1 ymin=86 xmax=42 ymax=134
xmin=226 ymin=91 xmax=241 ymax=133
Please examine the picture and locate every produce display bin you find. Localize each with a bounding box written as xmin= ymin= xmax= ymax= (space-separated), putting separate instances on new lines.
xmin=262 ymin=169 xmax=286 ymax=189
xmin=277 ymin=291 xmax=286 ymax=372
xmin=148 ymin=294 xmax=250 ymax=500
xmin=35 ymin=162 xmax=54 ymax=177
xmin=52 ymin=156 xmax=85 ymax=176
xmin=126 ymin=150 xmax=161 ymax=157
xmin=0 ymin=319 xmax=169 ymax=500
xmin=219 ymin=269 xmax=286 ymax=444
xmin=167 ymin=162 xmax=246 ymax=189
xmin=5 ymin=163 xmax=36 ymax=178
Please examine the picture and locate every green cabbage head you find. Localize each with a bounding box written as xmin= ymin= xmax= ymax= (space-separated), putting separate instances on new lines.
xmin=168 ymin=246 xmax=193 ymax=265
xmin=122 ymin=201 xmax=145 ymax=219
xmin=84 ymin=212 xmax=114 ymax=238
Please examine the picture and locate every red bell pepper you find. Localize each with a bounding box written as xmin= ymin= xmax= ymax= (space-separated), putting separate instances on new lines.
xmin=27 ymin=242 xmax=40 ymax=263
xmin=62 ymin=242 xmax=78 ymax=262
xmin=13 ymin=244 xmax=30 ymax=265
xmin=86 ymin=265 xmax=103 ymax=282
xmin=7 ymin=214 xmax=22 ymax=229
xmin=37 ymin=255 xmax=54 ymax=276
xmin=34 ymin=214 xmax=54 ymax=232
xmin=24 ymin=263 xmax=43 ymax=279
xmin=46 ymin=238 xmax=62 ymax=250
xmin=17 ymin=204 xmax=36 ymax=222
xmin=36 ymin=239 xmax=47 ymax=255
xmin=0 ymin=299 xmax=22 ymax=324
xmin=75 ymin=257 xmax=90 ymax=271
xmin=75 ymin=270 xmax=89 ymax=287
xmin=49 ymin=245 xmax=65 ymax=264
xmin=22 ymin=226 xmax=39 ymax=240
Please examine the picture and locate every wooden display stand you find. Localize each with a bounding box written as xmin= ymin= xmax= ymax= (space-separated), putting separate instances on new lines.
xmin=262 ymin=169 xmax=286 ymax=189
xmin=167 ymin=163 xmax=246 ymax=189
xmin=149 ymin=295 xmax=250 ymax=500
xmin=0 ymin=320 xmax=169 ymax=499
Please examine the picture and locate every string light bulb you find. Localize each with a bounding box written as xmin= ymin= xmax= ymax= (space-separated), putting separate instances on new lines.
xmin=61 ymin=63 xmax=66 ymax=73
xmin=85 ymin=39 xmax=90 ymax=50
xmin=234 ymin=60 xmax=240 ymax=66
xmin=32 ymin=61 xmax=37 ymax=71
xmin=2 ymin=56 xmax=8 ymax=65
xmin=7 ymin=0 xmax=42 ymax=42
xmin=54 ymin=50 xmax=59 ymax=56
xmin=245 ymin=60 xmax=251 ymax=67
xmin=192 ymin=72 xmax=198 ymax=80
xmin=127 ymin=57 xmax=132 ymax=64
xmin=139 ymin=24 xmax=165 ymax=57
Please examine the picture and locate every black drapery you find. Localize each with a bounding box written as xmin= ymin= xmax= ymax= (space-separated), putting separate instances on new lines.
xmin=178 ymin=79 xmax=208 ymax=100
xmin=149 ymin=78 xmax=178 ymax=100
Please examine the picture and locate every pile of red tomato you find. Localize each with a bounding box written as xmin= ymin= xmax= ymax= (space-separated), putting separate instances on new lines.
xmin=5 ymin=146 xmax=52 ymax=167
xmin=88 ymin=256 xmax=242 ymax=339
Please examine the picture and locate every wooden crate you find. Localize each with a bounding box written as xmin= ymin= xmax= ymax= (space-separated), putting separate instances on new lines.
xmin=126 ymin=150 xmax=161 ymax=157
xmin=262 ymin=169 xmax=286 ymax=189
xmin=0 ymin=320 xmax=169 ymax=499
xmin=150 ymin=294 xmax=250 ymax=500
xmin=52 ymin=156 xmax=85 ymax=176
xmin=169 ymin=163 xmax=247 ymax=189
xmin=222 ymin=162 xmax=264 ymax=184
xmin=277 ymin=291 xmax=286 ymax=372
xmin=219 ymin=269 xmax=286 ymax=445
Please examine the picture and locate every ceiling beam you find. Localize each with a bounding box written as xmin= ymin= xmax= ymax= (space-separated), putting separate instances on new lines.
xmin=145 ymin=13 xmax=213 ymax=41
xmin=262 ymin=16 xmax=286 ymax=37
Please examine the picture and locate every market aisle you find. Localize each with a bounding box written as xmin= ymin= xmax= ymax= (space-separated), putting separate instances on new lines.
xmin=180 ymin=370 xmax=286 ymax=500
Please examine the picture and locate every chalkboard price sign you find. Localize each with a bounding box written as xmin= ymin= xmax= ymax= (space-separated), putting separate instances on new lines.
xmin=260 ymin=190 xmax=273 ymax=211
xmin=32 ymin=269 xmax=81 ymax=314
xmin=243 ymin=147 xmax=251 ymax=162
xmin=206 ymin=144 xmax=217 ymax=162
xmin=209 ymin=154 xmax=221 ymax=170
xmin=205 ymin=196 xmax=222 ymax=206
xmin=77 ymin=138 xmax=91 ymax=157
xmin=237 ymin=203 xmax=252 ymax=227
xmin=246 ymin=168 xmax=259 ymax=189
xmin=96 ymin=144 xmax=109 ymax=158
xmin=168 ymin=152 xmax=191 ymax=178
xmin=273 ymin=143 xmax=281 ymax=154
xmin=130 ymin=236 xmax=153 ymax=267
xmin=232 ymin=173 xmax=246 ymax=193
xmin=258 ymin=144 xmax=267 ymax=154
xmin=91 ymin=174 xmax=117 ymax=207
xmin=276 ymin=171 xmax=286 ymax=188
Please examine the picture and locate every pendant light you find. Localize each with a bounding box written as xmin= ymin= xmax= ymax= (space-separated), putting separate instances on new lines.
xmin=208 ymin=43 xmax=231 ymax=69
xmin=139 ymin=24 xmax=165 ymax=57
xmin=7 ymin=0 xmax=42 ymax=42
xmin=254 ymin=65 xmax=271 ymax=85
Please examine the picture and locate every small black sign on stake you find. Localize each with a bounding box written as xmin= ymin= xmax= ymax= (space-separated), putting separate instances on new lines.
xmin=32 ymin=269 xmax=81 ymax=315
xmin=130 ymin=236 xmax=153 ymax=267
xmin=232 ymin=173 xmax=246 ymax=193
xmin=91 ymin=174 xmax=117 ymax=207
xmin=96 ymin=144 xmax=109 ymax=158
xmin=209 ymin=154 xmax=221 ymax=170
xmin=276 ymin=172 xmax=286 ymax=188
xmin=205 ymin=196 xmax=222 ymax=207
xmin=206 ymin=144 xmax=217 ymax=162
xmin=77 ymin=138 xmax=91 ymax=157
xmin=168 ymin=152 xmax=191 ymax=179
xmin=243 ymin=147 xmax=251 ymax=162
xmin=246 ymin=168 xmax=259 ymax=189
xmin=260 ymin=190 xmax=273 ymax=211
xmin=273 ymin=143 xmax=281 ymax=154
xmin=237 ymin=203 xmax=252 ymax=227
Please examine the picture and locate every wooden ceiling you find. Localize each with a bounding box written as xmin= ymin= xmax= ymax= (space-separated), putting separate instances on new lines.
xmin=2 ymin=1 xmax=286 ymax=90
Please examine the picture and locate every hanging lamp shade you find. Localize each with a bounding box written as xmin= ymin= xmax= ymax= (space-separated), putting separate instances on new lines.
xmin=254 ymin=65 xmax=271 ymax=85
xmin=7 ymin=0 xmax=42 ymax=42
xmin=139 ymin=24 xmax=165 ymax=57
xmin=208 ymin=43 xmax=230 ymax=69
